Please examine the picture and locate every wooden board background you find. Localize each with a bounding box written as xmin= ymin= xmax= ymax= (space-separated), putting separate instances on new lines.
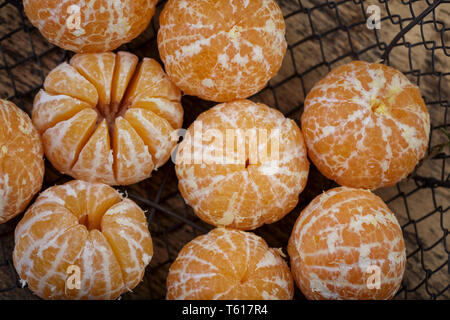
xmin=0 ymin=0 xmax=448 ymax=300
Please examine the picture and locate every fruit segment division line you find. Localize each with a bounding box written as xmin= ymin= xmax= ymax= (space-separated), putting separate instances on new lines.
xmin=0 ymin=0 xmax=449 ymax=300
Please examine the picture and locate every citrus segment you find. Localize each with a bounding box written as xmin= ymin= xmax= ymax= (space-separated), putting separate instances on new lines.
xmin=124 ymin=108 xmax=175 ymax=168
xmin=113 ymin=117 xmax=154 ymax=186
xmin=111 ymin=52 xmax=139 ymax=114
xmin=44 ymin=62 xmax=98 ymax=106
xmin=67 ymin=229 xmax=124 ymax=299
xmin=42 ymin=108 xmax=98 ymax=174
xmin=70 ymin=52 xmax=116 ymax=115
xmin=32 ymin=90 xmax=92 ymax=133
xmin=123 ymin=58 xmax=182 ymax=105
xmin=72 ymin=120 xmax=116 ymax=186
xmin=131 ymin=98 xmax=183 ymax=130
xmin=101 ymin=199 xmax=154 ymax=291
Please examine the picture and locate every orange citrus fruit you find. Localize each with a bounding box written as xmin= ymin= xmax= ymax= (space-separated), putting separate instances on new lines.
xmin=167 ymin=228 xmax=294 ymax=300
xmin=287 ymin=187 xmax=406 ymax=300
xmin=175 ymin=100 xmax=309 ymax=230
xmin=158 ymin=0 xmax=287 ymax=102
xmin=32 ymin=51 xmax=183 ymax=186
xmin=301 ymin=61 xmax=430 ymax=190
xmin=24 ymin=0 xmax=157 ymax=53
xmin=13 ymin=180 xmax=153 ymax=300
xmin=0 ymin=99 xmax=44 ymax=224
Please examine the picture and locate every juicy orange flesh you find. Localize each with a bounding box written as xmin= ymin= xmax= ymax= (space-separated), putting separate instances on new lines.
xmin=167 ymin=228 xmax=294 ymax=300
xmin=287 ymin=187 xmax=406 ymax=300
xmin=158 ymin=0 xmax=287 ymax=102
xmin=23 ymin=0 xmax=157 ymax=53
xmin=0 ymin=99 xmax=44 ymax=223
xmin=175 ymin=100 xmax=309 ymax=230
xmin=42 ymin=108 xmax=98 ymax=174
xmin=33 ymin=52 xmax=183 ymax=186
xmin=301 ymin=61 xmax=430 ymax=189
xmin=111 ymin=52 xmax=139 ymax=116
xmin=13 ymin=180 xmax=153 ymax=300
xmin=68 ymin=53 xmax=150 ymax=141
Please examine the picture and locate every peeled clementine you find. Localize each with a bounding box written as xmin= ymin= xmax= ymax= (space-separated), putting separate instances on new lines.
xmin=32 ymin=52 xmax=183 ymax=186
xmin=175 ymin=100 xmax=309 ymax=230
xmin=158 ymin=0 xmax=287 ymax=102
xmin=167 ymin=228 xmax=294 ymax=300
xmin=24 ymin=0 xmax=157 ymax=53
xmin=0 ymin=99 xmax=44 ymax=224
xmin=288 ymin=187 xmax=406 ymax=300
xmin=301 ymin=61 xmax=430 ymax=190
xmin=13 ymin=180 xmax=153 ymax=300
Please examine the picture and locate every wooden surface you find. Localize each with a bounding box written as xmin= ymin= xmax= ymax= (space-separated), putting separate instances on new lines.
xmin=0 ymin=0 xmax=448 ymax=300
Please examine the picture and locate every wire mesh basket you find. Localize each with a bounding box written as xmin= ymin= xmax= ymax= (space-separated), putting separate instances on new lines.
xmin=0 ymin=0 xmax=448 ymax=300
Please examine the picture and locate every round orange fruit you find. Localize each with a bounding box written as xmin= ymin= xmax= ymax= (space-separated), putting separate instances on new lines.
xmin=13 ymin=180 xmax=153 ymax=300
xmin=32 ymin=51 xmax=183 ymax=186
xmin=167 ymin=228 xmax=294 ymax=300
xmin=158 ymin=0 xmax=287 ymax=102
xmin=24 ymin=0 xmax=158 ymax=53
xmin=301 ymin=61 xmax=430 ymax=190
xmin=0 ymin=99 xmax=44 ymax=224
xmin=175 ymin=100 xmax=309 ymax=230
xmin=287 ymin=187 xmax=406 ymax=300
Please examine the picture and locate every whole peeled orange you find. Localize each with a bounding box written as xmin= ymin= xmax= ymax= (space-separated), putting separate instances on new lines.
xmin=24 ymin=0 xmax=158 ymax=53
xmin=158 ymin=0 xmax=287 ymax=102
xmin=288 ymin=187 xmax=406 ymax=300
xmin=32 ymin=52 xmax=183 ymax=186
xmin=167 ymin=228 xmax=294 ymax=300
xmin=175 ymin=100 xmax=309 ymax=230
xmin=13 ymin=180 xmax=153 ymax=300
xmin=0 ymin=99 xmax=44 ymax=224
xmin=301 ymin=61 xmax=430 ymax=189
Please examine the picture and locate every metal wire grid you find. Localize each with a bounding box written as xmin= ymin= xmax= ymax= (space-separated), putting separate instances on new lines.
xmin=0 ymin=0 xmax=448 ymax=299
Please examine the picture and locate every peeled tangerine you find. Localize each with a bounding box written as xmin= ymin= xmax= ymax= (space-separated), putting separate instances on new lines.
xmin=0 ymin=100 xmax=44 ymax=224
xmin=288 ymin=187 xmax=406 ymax=300
xmin=301 ymin=61 xmax=430 ymax=190
xmin=13 ymin=180 xmax=153 ymax=300
xmin=167 ymin=228 xmax=293 ymax=300
xmin=158 ymin=0 xmax=287 ymax=102
xmin=175 ymin=100 xmax=309 ymax=230
xmin=24 ymin=0 xmax=157 ymax=53
xmin=33 ymin=51 xmax=183 ymax=186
